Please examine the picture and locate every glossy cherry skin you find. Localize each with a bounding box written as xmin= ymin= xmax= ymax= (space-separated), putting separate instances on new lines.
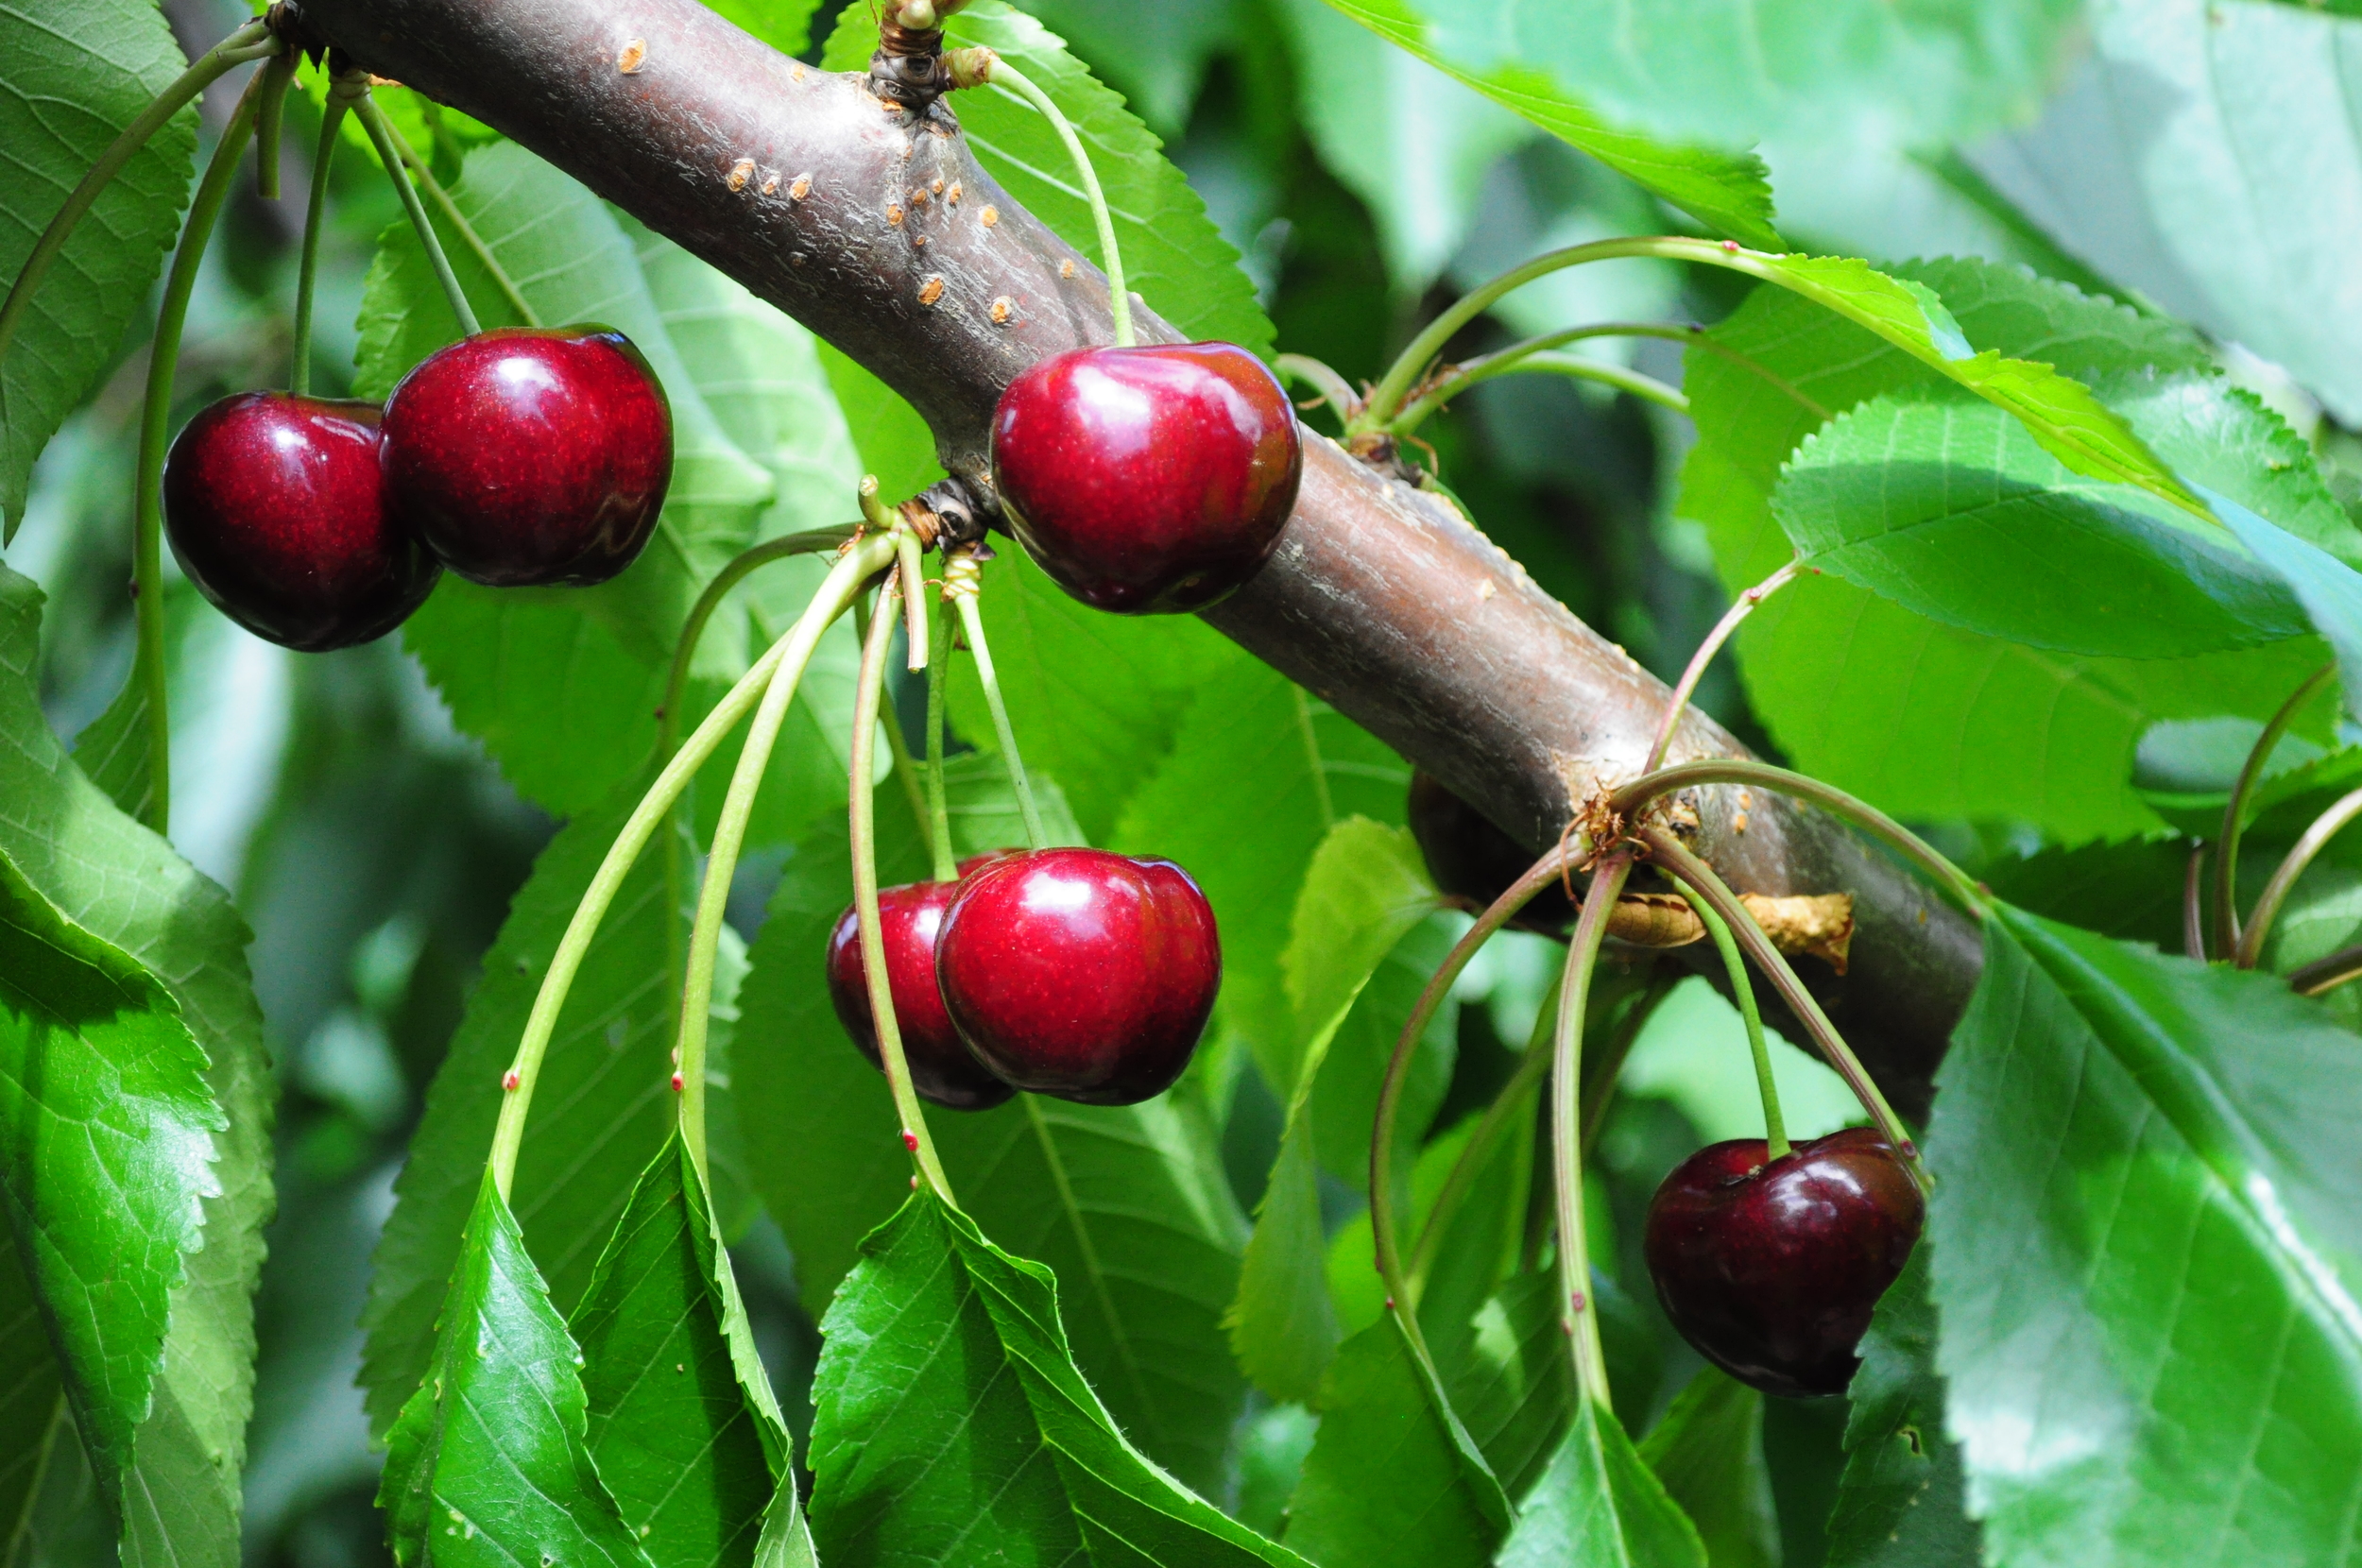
xmin=163 ymin=393 xmax=439 ymax=652
xmin=1643 ymin=1127 xmax=1924 ymax=1398
xmin=1407 ymin=771 xmax=1575 ymax=935
xmin=934 ymin=848 xmax=1220 ymax=1104
xmin=989 ymin=341 xmax=1302 ymax=614
xmin=381 ymin=326 xmax=672 ymax=588
xmin=827 ymin=880 xmax=1015 ymax=1111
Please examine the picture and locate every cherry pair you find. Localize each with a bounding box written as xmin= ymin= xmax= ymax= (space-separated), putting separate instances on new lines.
xmin=163 ymin=327 xmax=671 ymax=652
xmin=826 ymin=846 xmax=1220 ymax=1109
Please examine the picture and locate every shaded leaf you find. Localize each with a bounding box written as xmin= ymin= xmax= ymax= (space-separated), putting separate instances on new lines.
xmin=1825 ymin=1249 xmax=1978 ymax=1568
xmin=1638 ymin=1370 xmax=1778 ymax=1568
xmin=2211 ymin=491 xmax=2362 ymax=724
xmin=1446 ymin=1271 xmax=1577 ymax=1507
xmin=1498 ymin=1401 xmax=1707 ymax=1568
xmin=69 ymin=679 xmax=149 ymax=825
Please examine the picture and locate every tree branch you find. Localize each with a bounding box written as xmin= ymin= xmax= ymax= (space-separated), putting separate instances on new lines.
xmin=300 ymin=0 xmax=1980 ymax=1112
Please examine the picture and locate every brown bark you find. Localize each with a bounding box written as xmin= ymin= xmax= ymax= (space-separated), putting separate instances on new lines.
xmin=298 ymin=0 xmax=1980 ymax=1111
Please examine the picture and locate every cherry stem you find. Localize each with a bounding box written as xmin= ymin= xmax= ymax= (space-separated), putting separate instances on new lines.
xmin=2183 ymin=844 xmax=2209 ymax=963
xmin=252 ymin=50 xmax=297 ymax=201
xmin=373 ymin=113 xmax=541 ymax=329
xmin=348 ymin=83 xmax=480 ymax=336
xmin=486 ymin=532 xmax=899 ymax=1198
xmin=1640 ymin=827 xmax=1926 ymax=1187
xmin=129 ymin=66 xmax=275 ymax=834
xmin=0 ymin=19 xmax=278 ymax=378
xmin=896 ymin=528 xmax=930 ymax=673
xmin=923 ymin=592 xmax=957 ymax=881
xmin=1273 ymin=354 xmax=1362 ymax=426
xmin=289 ymin=94 xmax=350 ymax=399
xmin=1644 ymin=559 xmax=1800 ymax=774
xmin=850 ymin=571 xmax=956 ymax=1200
xmin=1608 ymin=758 xmax=1987 ymax=918
xmin=2215 ymin=662 xmax=2336 ymax=960
xmin=984 ymin=58 xmax=1131 ymax=348
xmin=1369 ymin=837 xmax=1588 ymax=1330
xmin=1676 ymin=885 xmax=1788 ymax=1158
xmin=2290 ymin=942 xmax=2362 ymax=997
xmin=855 ymin=592 xmax=934 ymax=852
xmin=1387 ymin=322 xmax=1829 ymax=436
xmin=659 ymin=526 xmax=859 ymax=757
xmin=1551 ymin=853 xmax=1633 ymax=1408
xmin=2237 ymin=786 xmax=2362 ymax=970
xmin=944 ymin=548 xmax=1046 ymax=848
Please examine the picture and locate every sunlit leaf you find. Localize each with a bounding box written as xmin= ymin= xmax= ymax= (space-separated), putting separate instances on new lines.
xmin=1824 ymin=1250 xmax=1978 ymax=1568
xmin=1497 ymin=1400 xmax=1706 ymax=1567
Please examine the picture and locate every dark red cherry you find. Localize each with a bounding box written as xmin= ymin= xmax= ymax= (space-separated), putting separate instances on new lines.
xmin=1643 ymin=1127 xmax=1924 ymax=1398
xmin=162 ymin=392 xmax=439 ymax=652
xmin=381 ymin=326 xmax=672 ymax=588
xmin=934 ymin=847 xmax=1220 ymax=1104
xmin=989 ymin=341 xmax=1302 ymax=614
xmin=826 ymin=881 xmax=1014 ymax=1111
xmin=1407 ymin=771 xmax=1575 ymax=935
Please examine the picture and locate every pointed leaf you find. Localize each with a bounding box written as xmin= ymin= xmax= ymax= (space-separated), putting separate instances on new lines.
xmin=1499 ymin=1401 xmax=1707 ymax=1568
xmin=1824 ymin=1249 xmax=1978 ymax=1568
xmin=1445 ymin=1272 xmax=1577 ymax=1507
xmin=1638 ymin=1370 xmax=1779 ymax=1568
xmin=69 ymin=679 xmax=150 ymax=824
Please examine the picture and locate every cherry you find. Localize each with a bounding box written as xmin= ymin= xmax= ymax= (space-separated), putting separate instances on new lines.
xmin=380 ymin=326 xmax=672 ymax=588
xmin=989 ymin=342 xmax=1302 ymax=614
xmin=1642 ymin=1126 xmax=1924 ymax=1398
xmin=163 ymin=393 xmax=439 ymax=652
xmin=827 ymin=880 xmax=1015 ymax=1111
xmin=1406 ymin=771 xmax=1575 ymax=934
xmin=933 ymin=847 xmax=1220 ymax=1104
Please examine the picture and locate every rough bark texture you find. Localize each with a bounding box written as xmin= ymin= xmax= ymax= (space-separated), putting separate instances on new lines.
xmin=300 ymin=0 xmax=1979 ymax=1110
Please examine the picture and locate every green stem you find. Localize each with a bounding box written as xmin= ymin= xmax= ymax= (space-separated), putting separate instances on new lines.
xmin=1644 ymin=559 xmax=1800 ymax=774
xmin=289 ymin=95 xmax=350 ymax=397
xmin=2216 ymin=663 xmax=2336 ymax=960
xmin=1678 ymin=886 xmax=1787 ymax=1158
xmin=0 ymin=19 xmax=276 ymax=375
xmin=488 ymin=533 xmax=899 ymax=1196
xmin=132 ymin=68 xmax=273 ymax=833
xmin=923 ymin=592 xmax=958 ymax=881
xmin=659 ymin=526 xmax=857 ymax=755
xmin=1608 ymin=758 xmax=1987 ymax=917
xmin=2237 ymin=787 xmax=2362 ymax=970
xmin=252 ymin=50 xmax=297 ymax=200
xmin=2183 ymin=844 xmax=2209 ymax=963
xmin=1387 ymin=322 xmax=1829 ymax=435
xmin=896 ymin=527 xmax=930 ymax=672
xmin=857 ymin=593 xmax=935 ymax=848
xmin=349 ymin=84 xmax=480 ymax=335
xmin=1641 ymin=827 xmax=1925 ymax=1186
xmin=376 ymin=113 xmax=540 ymax=327
xmin=1398 ymin=352 xmax=1687 ymax=432
xmin=1274 ymin=353 xmax=1361 ymax=425
xmin=850 ymin=573 xmax=956 ymax=1199
xmin=985 ymin=59 xmax=1130 ymax=347
xmin=2290 ymin=941 xmax=2362 ymax=997
xmin=947 ymin=549 xmax=1045 ymax=847
xmin=1551 ymin=854 xmax=1632 ymax=1407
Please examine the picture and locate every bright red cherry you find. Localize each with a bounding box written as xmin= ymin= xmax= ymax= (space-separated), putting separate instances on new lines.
xmin=989 ymin=341 xmax=1302 ymax=614
xmin=933 ymin=847 xmax=1220 ymax=1104
xmin=163 ymin=392 xmax=439 ymax=652
xmin=1407 ymin=771 xmax=1575 ymax=934
xmin=380 ymin=326 xmax=672 ymax=588
xmin=827 ymin=880 xmax=1014 ymax=1111
xmin=1643 ymin=1127 xmax=1924 ymax=1398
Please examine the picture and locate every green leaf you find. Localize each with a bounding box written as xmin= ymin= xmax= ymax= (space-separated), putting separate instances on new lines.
xmin=1276 ymin=819 xmax=1438 ymax=1096
xmin=736 ymin=759 xmax=1253 ymax=1496
xmin=815 ymin=343 xmax=942 ymax=504
xmin=380 ymin=1175 xmax=655 ymax=1568
xmin=1283 ymin=1311 xmax=1513 ymax=1568
xmin=807 ymin=1188 xmax=1303 ymax=1565
xmin=68 ymin=678 xmax=150 ymax=825
xmin=2211 ymin=491 xmax=2362 ymax=724
xmin=0 ymin=0 xmax=196 ymax=536
xmin=1685 ymin=254 xmax=2340 ymax=838
xmin=700 ymin=0 xmax=824 ymax=52
xmin=1497 ymin=1401 xmax=1707 ymax=1568
xmin=824 ymin=0 xmax=1273 ymax=353
xmin=1824 ymin=1250 xmax=1978 ymax=1568
xmin=0 ymin=564 xmax=273 ymax=1568
xmin=0 ymin=1239 xmax=64 ymax=1547
xmin=1016 ymin=0 xmax=1238 ymax=135
xmin=1928 ymin=905 xmax=2362 ymax=1564
xmin=1638 ymin=1370 xmax=1779 ymax=1568
xmin=572 ymin=1133 xmax=805 ymax=1568
xmin=1445 ymin=1271 xmax=1578 ymax=1506
xmin=0 ymin=846 xmax=217 ymax=1522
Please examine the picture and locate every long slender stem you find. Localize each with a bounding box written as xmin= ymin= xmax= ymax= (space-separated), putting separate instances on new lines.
xmin=857 ymin=593 xmax=934 ymax=845
xmin=1552 ymin=854 xmax=1632 ymax=1407
xmin=2290 ymin=942 xmax=2362 ymax=997
xmin=1388 ymin=322 xmax=1830 ymax=435
xmin=896 ymin=527 xmax=930 ymax=672
xmin=946 ymin=549 xmax=1045 ymax=847
xmin=1644 ymin=559 xmax=1800 ymax=773
xmin=1678 ymin=886 xmax=1787 ymax=1158
xmin=289 ymin=96 xmax=349 ymax=398
xmin=1399 ymin=353 xmax=1688 ymax=428
xmin=252 ymin=50 xmax=297 ymax=200
xmin=850 ymin=574 xmax=955 ymax=1199
xmin=923 ymin=592 xmax=957 ymax=880
xmin=985 ymin=59 xmax=1130 ymax=347
xmin=1642 ymin=827 xmax=1925 ymax=1185
xmin=2183 ymin=844 xmax=2209 ymax=963
xmin=131 ymin=69 xmax=272 ymax=833
xmin=2237 ymin=787 xmax=2362 ymax=970
xmin=349 ymin=85 xmax=480 ymax=335
xmin=1273 ymin=353 xmax=1361 ymax=424
xmin=488 ymin=534 xmax=899 ymax=1196
xmin=377 ymin=114 xmax=541 ymax=327
xmin=2216 ymin=663 xmax=2336 ymax=960
xmin=1609 ymin=758 xmax=1987 ymax=917
xmin=0 ymin=20 xmax=276 ymax=375
xmin=659 ymin=526 xmax=857 ymax=754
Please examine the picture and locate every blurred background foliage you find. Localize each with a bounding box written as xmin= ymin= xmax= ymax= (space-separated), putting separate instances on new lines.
xmin=9 ymin=0 xmax=2361 ymax=1563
